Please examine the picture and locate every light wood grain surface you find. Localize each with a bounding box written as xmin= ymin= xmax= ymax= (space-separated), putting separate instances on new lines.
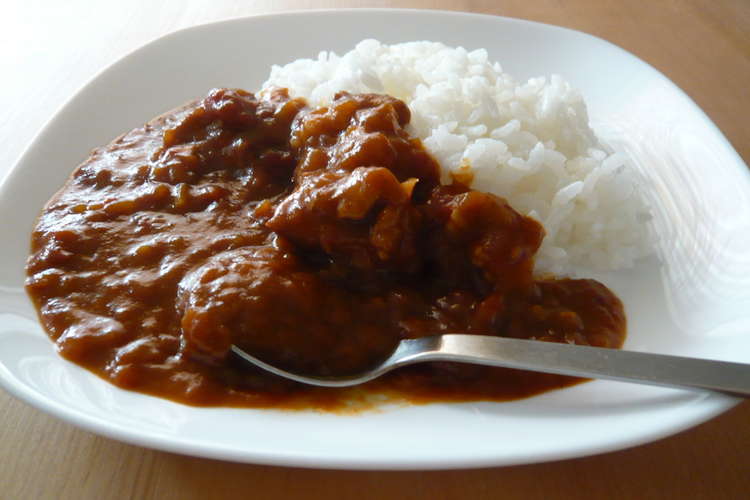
xmin=2 ymin=1 xmax=749 ymax=498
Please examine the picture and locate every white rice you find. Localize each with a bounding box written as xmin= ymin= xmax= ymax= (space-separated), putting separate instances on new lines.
xmin=262 ymin=39 xmax=652 ymax=273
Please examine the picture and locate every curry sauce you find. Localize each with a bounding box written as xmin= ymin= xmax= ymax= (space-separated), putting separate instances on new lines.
xmin=26 ymin=88 xmax=625 ymax=410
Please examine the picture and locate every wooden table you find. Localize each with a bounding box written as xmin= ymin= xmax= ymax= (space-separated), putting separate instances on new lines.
xmin=2 ymin=1 xmax=748 ymax=498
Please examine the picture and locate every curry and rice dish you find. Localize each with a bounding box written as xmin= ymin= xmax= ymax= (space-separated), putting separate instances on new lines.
xmin=25 ymin=41 xmax=647 ymax=410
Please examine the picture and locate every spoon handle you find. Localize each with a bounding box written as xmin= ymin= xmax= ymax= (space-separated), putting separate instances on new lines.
xmin=427 ymin=335 xmax=750 ymax=397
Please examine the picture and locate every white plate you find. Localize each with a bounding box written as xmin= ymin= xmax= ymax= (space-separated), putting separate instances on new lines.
xmin=1 ymin=9 xmax=749 ymax=470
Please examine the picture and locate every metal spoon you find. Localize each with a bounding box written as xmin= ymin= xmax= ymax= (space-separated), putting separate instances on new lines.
xmin=231 ymin=334 xmax=750 ymax=397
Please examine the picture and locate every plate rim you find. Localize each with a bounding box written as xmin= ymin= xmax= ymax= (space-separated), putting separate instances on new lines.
xmin=0 ymin=359 xmax=738 ymax=469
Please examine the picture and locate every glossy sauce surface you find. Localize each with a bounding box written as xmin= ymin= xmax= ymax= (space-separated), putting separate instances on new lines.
xmin=26 ymin=88 xmax=625 ymax=410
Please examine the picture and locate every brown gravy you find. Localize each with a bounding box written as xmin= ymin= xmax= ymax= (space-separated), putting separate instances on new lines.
xmin=26 ymin=88 xmax=625 ymax=410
